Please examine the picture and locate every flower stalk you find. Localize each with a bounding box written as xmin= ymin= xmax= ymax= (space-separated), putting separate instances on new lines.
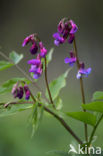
xmin=73 ymin=38 xmax=88 ymax=142
xmin=44 ymin=56 xmax=55 ymax=108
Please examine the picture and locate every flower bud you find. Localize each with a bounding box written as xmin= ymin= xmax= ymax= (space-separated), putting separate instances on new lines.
xmin=24 ymin=84 xmax=30 ymax=100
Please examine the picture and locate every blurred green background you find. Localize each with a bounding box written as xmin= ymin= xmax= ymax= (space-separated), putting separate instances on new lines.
xmin=0 ymin=0 xmax=103 ymax=155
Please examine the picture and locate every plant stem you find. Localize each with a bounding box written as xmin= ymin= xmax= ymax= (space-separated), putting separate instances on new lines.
xmin=73 ymin=38 xmax=88 ymax=142
xmin=88 ymin=114 xmax=103 ymax=146
xmin=4 ymin=100 xmax=82 ymax=144
xmin=0 ymin=51 xmax=49 ymax=103
xmin=44 ymin=56 xmax=55 ymax=108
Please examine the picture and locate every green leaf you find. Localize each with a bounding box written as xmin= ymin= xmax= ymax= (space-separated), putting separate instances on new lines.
xmin=31 ymin=103 xmax=44 ymax=137
xmin=46 ymin=48 xmax=54 ymax=65
xmin=0 ymin=103 xmax=33 ymax=117
xmin=46 ymin=69 xmax=71 ymax=100
xmin=9 ymin=51 xmax=23 ymax=64
xmin=0 ymin=77 xmax=30 ymax=94
xmin=82 ymin=101 xmax=103 ymax=113
xmin=66 ymin=111 xmax=96 ymax=126
xmin=55 ymin=96 xmax=63 ymax=110
xmin=0 ymin=61 xmax=13 ymax=71
xmin=92 ymin=91 xmax=103 ymax=101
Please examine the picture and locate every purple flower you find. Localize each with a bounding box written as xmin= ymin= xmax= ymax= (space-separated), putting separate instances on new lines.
xmin=57 ymin=19 xmax=65 ymax=34
xmin=76 ymin=62 xmax=91 ymax=79
xmin=29 ymin=65 xmax=37 ymax=73
xmin=33 ymin=66 xmax=42 ymax=79
xmin=28 ymin=54 xmax=43 ymax=79
xmin=64 ymin=51 xmax=76 ymax=66
xmin=25 ymin=90 xmax=31 ymax=100
xmin=39 ymin=42 xmax=47 ymax=57
xmin=12 ymin=84 xmax=24 ymax=99
xmin=11 ymin=83 xmax=18 ymax=98
xmin=28 ymin=58 xmax=41 ymax=66
xmin=22 ymin=34 xmax=39 ymax=55
xmin=22 ymin=34 xmax=47 ymax=80
xmin=30 ymin=43 xmax=38 ymax=55
xmin=68 ymin=34 xmax=75 ymax=44
xmin=24 ymin=84 xmax=31 ymax=100
xmin=69 ymin=20 xmax=78 ymax=34
xmin=17 ymin=86 xmax=24 ymax=99
xmin=53 ymin=18 xmax=78 ymax=46
xmin=53 ymin=32 xmax=65 ymax=46
xmin=22 ymin=34 xmax=48 ymax=58
xmin=22 ymin=34 xmax=34 ymax=47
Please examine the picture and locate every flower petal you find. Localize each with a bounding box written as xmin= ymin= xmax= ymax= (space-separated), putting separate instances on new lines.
xmin=64 ymin=57 xmax=71 ymax=64
xmin=28 ymin=59 xmax=41 ymax=65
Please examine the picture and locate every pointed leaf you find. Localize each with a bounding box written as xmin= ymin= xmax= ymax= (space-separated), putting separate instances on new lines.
xmin=55 ymin=96 xmax=63 ymax=110
xmin=46 ymin=69 xmax=71 ymax=100
xmin=46 ymin=48 xmax=54 ymax=65
xmin=92 ymin=91 xmax=103 ymax=101
xmin=66 ymin=111 xmax=96 ymax=126
xmin=0 ymin=61 xmax=13 ymax=71
xmin=31 ymin=103 xmax=44 ymax=137
xmin=82 ymin=101 xmax=103 ymax=113
xmin=9 ymin=51 xmax=23 ymax=64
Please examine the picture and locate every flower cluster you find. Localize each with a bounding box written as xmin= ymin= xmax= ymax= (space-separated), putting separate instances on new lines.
xmin=22 ymin=34 xmax=47 ymax=79
xmin=53 ymin=18 xmax=78 ymax=46
xmin=22 ymin=34 xmax=47 ymax=56
xmin=53 ymin=18 xmax=91 ymax=79
xmin=12 ymin=83 xmax=30 ymax=100
xmin=28 ymin=54 xmax=43 ymax=79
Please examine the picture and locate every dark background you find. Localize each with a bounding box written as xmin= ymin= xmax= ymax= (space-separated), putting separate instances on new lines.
xmin=0 ymin=0 xmax=103 ymax=156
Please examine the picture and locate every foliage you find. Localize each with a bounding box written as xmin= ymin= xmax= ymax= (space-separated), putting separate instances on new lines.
xmin=0 ymin=61 xmax=13 ymax=71
xmin=46 ymin=68 xmax=71 ymax=100
xmin=9 ymin=51 xmax=24 ymax=64
xmin=66 ymin=111 xmax=96 ymax=126
xmin=0 ymin=21 xmax=103 ymax=156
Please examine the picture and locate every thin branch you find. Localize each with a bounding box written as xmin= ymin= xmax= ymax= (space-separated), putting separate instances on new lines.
xmin=4 ymin=100 xmax=82 ymax=144
xmin=73 ymin=38 xmax=88 ymax=142
xmin=44 ymin=56 xmax=55 ymax=108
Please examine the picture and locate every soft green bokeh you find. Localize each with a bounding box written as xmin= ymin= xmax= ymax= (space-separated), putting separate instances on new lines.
xmin=0 ymin=0 xmax=103 ymax=155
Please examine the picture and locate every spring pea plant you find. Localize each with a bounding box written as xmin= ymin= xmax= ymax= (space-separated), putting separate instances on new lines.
xmin=0 ymin=18 xmax=103 ymax=155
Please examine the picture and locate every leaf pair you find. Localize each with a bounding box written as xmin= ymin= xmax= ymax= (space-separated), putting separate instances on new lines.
xmin=31 ymin=102 xmax=44 ymax=137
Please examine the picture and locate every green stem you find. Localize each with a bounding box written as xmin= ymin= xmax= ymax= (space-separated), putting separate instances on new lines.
xmin=88 ymin=114 xmax=103 ymax=146
xmin=44 ymin=56 xmax=55 ymax=108
xmin=73 ymin=38 xmax=88 ymax=142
